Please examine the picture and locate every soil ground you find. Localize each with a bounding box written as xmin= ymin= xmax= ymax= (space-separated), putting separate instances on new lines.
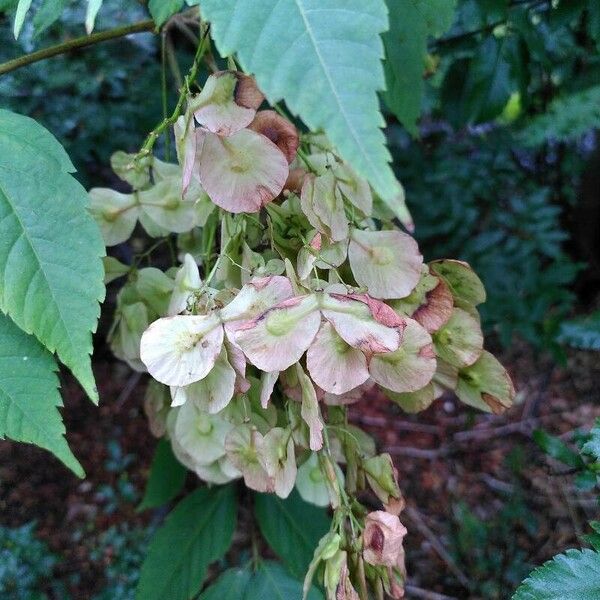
xmin=1 ymin=337 xmax=598 ymax=599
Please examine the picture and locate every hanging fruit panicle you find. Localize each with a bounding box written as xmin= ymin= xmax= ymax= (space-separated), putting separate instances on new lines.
xmin=93 ymin=69 xmax=515 ymax=599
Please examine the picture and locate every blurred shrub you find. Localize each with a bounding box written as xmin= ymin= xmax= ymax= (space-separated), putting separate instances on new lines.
xmin=559 ymin=310 xmax=600 ymax=351
xmin=450 ymin=496 xmax=536 ymax=599
xmin=0 ymin=522 xmax=58 ymax=599
xmin=91 ymin=525 xmax=153 ymax=600
xmin=395 ymin=131 xmax=582 ymax=351
xmin=0 ymin=0 xmax=163 ymax=187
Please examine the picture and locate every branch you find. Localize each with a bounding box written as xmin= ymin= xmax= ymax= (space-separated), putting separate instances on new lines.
xmin=0 ymin=19 xmax=155 ymax=76
xmin=135 ymin=26 xmax=209 ymax=160
xmin=430 ymin=0 xmax=550 ymax=50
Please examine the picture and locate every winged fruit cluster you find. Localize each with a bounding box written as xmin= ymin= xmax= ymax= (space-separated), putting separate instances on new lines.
xmin=92 ymin=71 xmax=515 ymax=598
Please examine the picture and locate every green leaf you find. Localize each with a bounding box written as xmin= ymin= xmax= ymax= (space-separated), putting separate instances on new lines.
xmin=199 ymin=563 xmax=323 ymax=599
xmin=0 ymin=110 xmax=105 ymax=403
xmin=13 ymin=0 xmax=32 ymax=38
xmin=254 ymin=489 xmax=331 ymax=580
xmin=198 ymin=567 xmax=253 ymax=600
xmin=585 ymin=522 xmax=600 ymax=552
xmin=558 ymin=309 xmax=600 ymax=350
xmin=0 ymin=312 xmax=83 ymax=477
xmin=245 ymin=562 xmax=323 ymax=600
xmin=589 ymin=3 xmax=600 ymax=49
xmin=0 ymin=109 xmax=74 ymax=172
xmin=512 ymin=548 xmax=600 ymax=599
xmin=138 ymin=439 xmax=187 ymax=511
xmin=383 ymin=0 xmax=456 ymax=135
xmin=32 ymin=0 xmax=70 ymax=36
xmin=441 ymin=35 xmax=514 ymax=127
xmin=201 ymin=0 xmax=401 ymax=204
xmin=575 ymin=470 xmax=597 ymax=491
xmin=533 ymin=429 xmax=583 ymax=469
xmin=148 ymin=0 xmax=183 ymax=27
xmin=0 ymin=0 xmax=18 ymax=13
xmin=136 ymin=484 xmax=237 ymax=600
xmin=582 ymin=420 xmax=600 ymax=462
xmin=103 ymin=256 xmax=130 ymax=285
xmin=85 ymin=0 xmax=103 ymax=34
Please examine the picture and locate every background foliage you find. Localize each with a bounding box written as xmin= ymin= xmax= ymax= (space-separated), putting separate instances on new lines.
xmin=0 ymin=0 xmax=599 ymax=598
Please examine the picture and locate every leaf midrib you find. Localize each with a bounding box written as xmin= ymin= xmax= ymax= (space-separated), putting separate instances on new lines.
xmin=150 ymin=488 xmax=229 ymax=598
xmin=292 ymin=0 xmax=381 ymax=177
xmin=0 ymin=176 xmax=77 ymax=353
xmin=271 ymin=496 xmax=317 ymax=568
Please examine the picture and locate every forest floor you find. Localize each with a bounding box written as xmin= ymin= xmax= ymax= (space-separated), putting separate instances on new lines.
xmin=0 ymin=339 xmax=598 ymax=600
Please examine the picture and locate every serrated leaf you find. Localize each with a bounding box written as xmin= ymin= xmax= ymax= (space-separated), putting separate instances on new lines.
xmin=558 ymin=309 xmax=600 ymax=351
xmin=198 ymin=567 xmax=253 ymax=599
xmin=201 ymin=0 xmax=401 ymax=204
xmin=138 ymin=439 xmax=187 ymax=511
xmin=254 ymin=489 xmax=331 ymax=580
xmin=0 ymin=110 xmax=105 ymax=403
xmin=245 ymin=562 xmax=323 ymax=600
xmin=383 ymin=0 xmax=456 ymax=135
xmin=512 ymin=548 xmax=600 ymax=599
xmin=136 ymin=484 xmax=237 ymax=600
xmin=0 ymin=312 xmax=83 ymax=477
xmin=85 ymin=0 xmax=103 ymax=34
xmin=13 ymin=0 xmax=32 ymax=38
xmin=149 ymin=0 xmax=183 ymax=27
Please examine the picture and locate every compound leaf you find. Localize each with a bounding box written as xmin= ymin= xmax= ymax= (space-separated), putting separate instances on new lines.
xmin=0 ymin=312 xmax=83 ymax=477
xmin=0 ymin=110 xmax=105 ymax=403
xmin=201 ymin=0 xmax=401 ymax=204
xmin=512 ymin=548 xmax=600 ymax=600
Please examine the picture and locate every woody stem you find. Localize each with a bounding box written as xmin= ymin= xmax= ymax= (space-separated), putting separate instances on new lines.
xmin=0 ymin=20 xmax=155 ymax=76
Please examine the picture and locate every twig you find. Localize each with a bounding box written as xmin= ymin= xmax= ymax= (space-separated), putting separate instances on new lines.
xmin=115 ymin=372 xmax=142 ymax=409
xmin=384 ymin=446 xmax=450 ymax=459
xmin=453 ymin=419 xmax=535 ymax=442
xmin=404 ymin=507 xmax=471 ymax=591
xmin=429 ymin=0 xmax=549 ymax=50
xmin=522 ymin=366 xmax=554 ymax=420
xmin=0 ymin=20 xmax=155 ymax=76
xmin=480 ymin=474 xmax=515 ymax=494
xmin=405 ymin=585 xmax=458 ymax=600
xmin=350 ymin=413 xmax=441 ymax=435
xmin=135 ymin=25 xmax=209 ymax=160
xmin=559 ymin=480 xmax=584 ymax=541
